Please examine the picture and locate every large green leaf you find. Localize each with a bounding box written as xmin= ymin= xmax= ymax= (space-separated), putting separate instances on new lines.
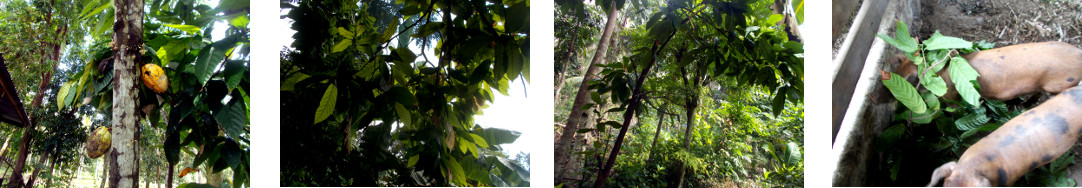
xmin=876 ymin=20 xmax=918 ymax=53
xmin=193 ymin=43 xmax=227 ymax=85
xmin=948 ymin=57 xmax=981 ymax=106
xmin=882 ymin=73 xmax=927 ymax=113
xmin=479 ymin=128 xmax=521 ymax=146
xmin=214 ymin=96 xmax=247 ymax=140
xmin=331 ymin=39 xmax=352 ymax=53
xmin=222 ymin=60 xmax=246 ymax=91
xmin=387 ymin=86 xmax=416 ymax=105
xmin=163 ymin=24 xmax=202 ymax=34
xmin=395 ymin=103 xmax=411 ymax=127
xmin=56 ymin=81 xmax=73 ymax=110
xmin=925 ymin=31 xmax=973 ymax=50
xmin=382 ymin=19 xmax=399 ymax=41
xmin=313 ymin=84 xmax=337 ymax=124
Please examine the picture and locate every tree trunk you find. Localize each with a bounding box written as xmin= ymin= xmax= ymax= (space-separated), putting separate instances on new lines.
xmin=109 ymin=0 xmax=144 ymax=187
xmin=100 ymin=153 xmax=110 ymax=188
xmin=166 ymin=163 xmax=173 ymax=188
xmin=554 ymin=18 xmax=584 ymax=104
xmin=676 ymin=95 xmax=698 ymax=188
xmin=5 ymin=129 xmax=30 ymax=188
xmin=592 ymin=27 xmax=673 ymax=187
xmin=771 ymin=0 xmax=802 ymax=43
xmin=555 ymin=4 xmax=621 ymax=187
xmin=646 ymin=109 xmax=665 ymax=162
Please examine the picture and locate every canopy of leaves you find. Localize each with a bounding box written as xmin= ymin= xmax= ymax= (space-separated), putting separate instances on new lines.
xmin=280 ymin=0 xmax=530 ymax=186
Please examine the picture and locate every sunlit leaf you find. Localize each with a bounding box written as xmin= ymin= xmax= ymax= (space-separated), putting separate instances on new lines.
xmin=163 ymin=24 xmax=202 ymax=34
xmin=313 ymin=84 xmax=337 ymax=124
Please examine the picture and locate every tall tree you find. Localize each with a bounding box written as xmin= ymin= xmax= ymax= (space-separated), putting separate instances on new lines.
xmin=554 ymin=1 xmax=621 ymax=186
xmin=108 ymin=0 xmax=143 ymax=187
xmin=0 ymin=0 xmax=75 ymax=185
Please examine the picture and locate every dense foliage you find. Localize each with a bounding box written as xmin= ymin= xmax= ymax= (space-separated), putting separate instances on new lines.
xmin=0 ymin=0 xmax=250 ymax=187
xmin=280 ymin=0 xmax=530 ymax=186
xmin=554 ymin=0 xmax=803 ymax=187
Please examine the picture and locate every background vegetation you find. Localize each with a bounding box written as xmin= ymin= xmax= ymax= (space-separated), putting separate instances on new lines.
xmin=553 ymin=0 xmax=804 ymax=187
xmin=279 ymin=0 xmax=531 ymax=186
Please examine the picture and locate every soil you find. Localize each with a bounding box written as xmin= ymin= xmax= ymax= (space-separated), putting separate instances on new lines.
xmin=916 ymin=0 xmax=1082 ymax=47
xmin=915 ymin=0 xmax=1082 ymax=185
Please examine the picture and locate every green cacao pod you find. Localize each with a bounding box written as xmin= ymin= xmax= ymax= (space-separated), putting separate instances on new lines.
xmin=86 ymin=126 xmax=111 ymax=158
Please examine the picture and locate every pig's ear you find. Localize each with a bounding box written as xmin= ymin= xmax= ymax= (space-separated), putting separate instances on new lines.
xmin=927 ymin=162 xmax=957 ymax=187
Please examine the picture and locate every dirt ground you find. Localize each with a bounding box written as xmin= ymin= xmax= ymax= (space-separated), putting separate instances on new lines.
xmin=916 ymin=0 xmax=1082 ymax=47
xmin=915 ymin=0 xmax=1082 ymax=185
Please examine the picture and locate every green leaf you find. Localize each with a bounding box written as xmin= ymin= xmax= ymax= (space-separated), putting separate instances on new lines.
xmin=387 ymin=86 xmax=416 ymax=105
xmin=470 ymin=133 xmax=488 ymax=148
xmin=875 ymin=124 xmax=906 ymax=151
xmin=395 ymin=47 xmax=416 ymax=63
xmin=882 ymin=73 xmax=927 ymax=113
xmin=314 ymin=84 xmax=337 ymax=124
xmin=163 ymin=24 xmax=202 ymax=34
xmin=407 ymin=155 xmax=419 ymax=167
xmin=479 ymin=128 xmax=521 ymax=146
xmin=214 ymin=98 xmax=248 ymax=140
xmin=785 ymin=141 xmax=800 ymax=165
xmin=961 ymin=123 xmax=1001 ymax=139
xmin=875 ymin=20 xmax=918 ymax=53
xmin=948 ymin=57 xmax=982 ymax=106
xmin=772 ymin=87 xmax=786 ymax=116
xmin=898 ymin=92 xmax=941 ymax=124
xmin=890 ymin=159 xmax=902 ymax=181
xmin=228 ymin=14 xmax=249 ymax=28
xmin=955 ymin=111 xmax=990 ymax=131
xmin=223 ymin=60 xmax=246 ymax=91
xmin=194 ymin=43 xmax=228 ymax=85
xmin=383 ymin=19 xmax=400 ymax=41
xmin=925 ymin=31 xmax=973 ymax=50
xmin=395 ymin=103 xmax=411 ymax=127
xmin=331 ymin=39 xmax=352 ymax=53
xmin=504 ymin=2 xmax=529 ymax=33
xmin=920 ymin=70 xmax=948 ymax=97
xmin=56 ymin=82 xmax=73 ymax=110
xmin=281 ymin=72 xmax=309 ymax=92
xmin=336 ymin=27 xmax=353 ymax=39
xmin=444 ymin=158 xmax=467 ymax=186
xmin=79 ymin=1 xmax=111 ymax=20
xmin=765 ymin=14 xmax=784 ymax=25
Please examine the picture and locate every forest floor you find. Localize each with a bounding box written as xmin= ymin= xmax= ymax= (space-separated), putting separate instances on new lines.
xmin=914 ymin=0 xmax=1082 ymax=185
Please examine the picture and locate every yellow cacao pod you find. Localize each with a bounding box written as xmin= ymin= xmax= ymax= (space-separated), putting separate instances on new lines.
xmin=142 ymin=64 xmax=168 ymax=93
xmin=86 ymin=126 xmax=111 ymax=158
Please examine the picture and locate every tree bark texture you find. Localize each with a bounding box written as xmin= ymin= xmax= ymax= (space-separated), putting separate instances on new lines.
xmin=5 ymin=129 xmax=29 ymax=188
xmin=109 ymin=0 xmax=143 ymax=187
xmin=592 ymin=29 xmax=671 ymax=187
xmin=555 ymin=4 xmax=621 ymax=187
xmin=771 ymin=0 xmax=802 ymax=43
xmin=676 ymin=95 xmax=698 ymax=188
